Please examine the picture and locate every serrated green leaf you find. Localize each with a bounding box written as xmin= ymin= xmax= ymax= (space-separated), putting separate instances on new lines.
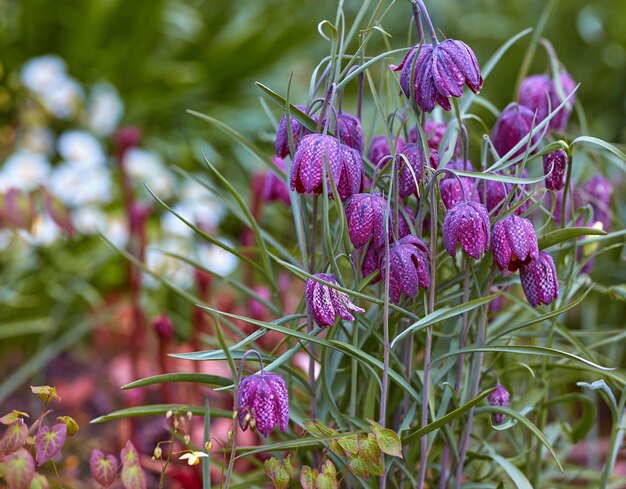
xmin=372 ymin=427 xmax=402 ymax=458
xmin=538 ymin=227 xmax=606 ymax=250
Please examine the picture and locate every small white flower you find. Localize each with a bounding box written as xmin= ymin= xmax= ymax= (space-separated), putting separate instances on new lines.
xmin=144 ymin=239 xmax=194 ymax=289
xmin=87 ymin=83 xmax=124 ymax=137
xmin=124 ymin=148 xmax=175 ymax=199
xmin=49 ymin=162 xmax=112 ymax=207
xmin=104 ymin=215 xmax=129 ymax=249
xmin=58 ymin=130 xmax=106 ymax=167
xmin=73 ymin=206 xmax=107 ymax=235
xmin=0 ymin=151 xmax=51 ymax=192
xmin=179 ymin=451 xmax=208 ymax=466
xmin=199 ymin=239 xmax=238 ymax=277
xmin=20 ymin=55 xmax=67 ymax=94
xmin=40 ymin=77 xmax=83 ymax=120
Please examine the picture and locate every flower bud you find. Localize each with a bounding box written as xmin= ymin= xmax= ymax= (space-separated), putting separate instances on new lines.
xmin=492 ymin=103 xmax=540 ymax=158
xmin=337 ymin=113 xmax=364 ymax=154
xmin=153 ymin=446 xmax=162 ymax=459
xmin=183 ymin=434 xmax=191 ymax=445
xmin=152 ymin=315 xmax=174 ymax=342
xmin=488 ymin=384 xmax=510 ymax=425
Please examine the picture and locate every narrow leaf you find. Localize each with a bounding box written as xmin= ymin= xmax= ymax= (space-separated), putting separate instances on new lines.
xmin=538 ymin=227 xmax=606 ymax=250
xmin=487 ymin=453 xmax=533 ymax=489
xmin=90 ymin=404 xmax=231 ymax=424
xmin=122 ymin=373 xmax=231 ymax=390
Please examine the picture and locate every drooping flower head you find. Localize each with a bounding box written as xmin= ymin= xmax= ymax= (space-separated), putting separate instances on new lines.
xmin=488 ymin=384 xmax=510 ymax=425
xmin=345 ymin=193 xmax=390 ymax=249
xmin=380 ymin=235 xmax=430 ymax=304
xmin=361 ymin=243 xmax=382 ymax=283
xmin=492 ymin=215 xmax=539 ymax=272
xmin=275 ymin=105 xmax=315 ymax=158
xmin=237 ymin=371 xmax=289 ymax=438
xmin=367 ymin=135 xmax=405 ymax=166
xmin=479 ymin=178 xmax=526 ymax=216
xmin=337 ymin=145 xmax=364 ymax=201
xmin=518 ymin=72 xmax=576 ymax=133
xmin=262 ymin=156 xmax=291 ymax=205
xmin=305 ymin=273 xmax=364 ymax=327
xmin=290 ymin=134 xmax=341 ymax=196
xmin=337 ymin=113 xmax=365 ymax=154
xmin=492 ymin=103 xmax=540 ymax=158
xmin=519 ymin=251 xmax=559 ymax=307
xmin=439 ymin=177 xmax=476 ymax=210
xmin=409 ymin=120 xmax=447 ymax=153
xmin=443 ymin=200 xmax=490 ymax=260
xmin=395 ymin=39 xmax=482 ymax=113
xmin=583 ymin=175 xmax=613 ymax=230
xmin=396 ymin=143 xmax=439 ymax=198
xmin=543 ymin=149 xmax=568 ymax=192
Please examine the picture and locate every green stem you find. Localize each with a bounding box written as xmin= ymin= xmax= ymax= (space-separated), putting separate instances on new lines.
xmin=51 ymin=459 xmax=64 ymax=489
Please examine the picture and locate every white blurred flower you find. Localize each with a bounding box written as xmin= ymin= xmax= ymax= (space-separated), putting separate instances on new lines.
xmin=0 ymin=150 xmax=51 ymax=192
xmin=73 ymin=206 xmax=107 ymax=235
xmin=0 ymin=230 xmax=13 ymax=251
xmin=198 ymin=239 xmax=238 ymax=277
xmin=40 ymin=76 xmax=83 ymax=120
xmin=180 ymin=177 xmax=210 ymax=203
xmin=124 ymin=148 xmax=174 ymax=199
xmin=144 ymin=239 xmax=194 ymax=289
xmin=160 ymin=198 xmax=224 ymax=238
xmin=20 ymin=55 xmax=67 ymax=94
xmin=104 ymin=215 xmax=129 ymax=249
xmin=49 ymin=162 xmax=112 ymax=207
xmin=58 ymin=130 xmax=106 ymax=167
xmin=87 ymin=83 xmax=124 ymax=137
xmin=18 ymin=126 xmax=55 ymax=155
xmin=19 ymin=214 xmax=60 ymax=246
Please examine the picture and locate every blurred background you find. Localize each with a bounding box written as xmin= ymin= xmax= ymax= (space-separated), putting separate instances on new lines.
xmin=0 ymin=0 xmax=624 ymax=486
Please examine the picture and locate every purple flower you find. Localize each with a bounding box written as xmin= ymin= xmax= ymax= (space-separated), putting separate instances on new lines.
xmin=583 ymin=175 xmax=613 ymax=230
xmin=345 ymin=193 xmax=390 ymax=249
xmin=492 ymin=215 xmax=538 ymax=272
xmin=361 ymin=243 xmax=382 ymax=282
xmin=337 ymin=145 xmax=364 ymax=201
xmin=368 ymin=135 xmax=405 ymax=166
xmin=518 ymin=72 xmax=576 ymax=133
xmin=395 ymin=40 xmax=482 ymax=113
xmin=397 ymin=206 xmax=416 ymax=239
xmin=479 ymin=178 xmax=526 ymax=216
xmin=337 ymin=113 xmax=365 ymax=154
xmin=396 ymin=144 xmax=439 ymax=198
xmin=492 ymin=103 xmax=540 ymax=158
xmin=439 ymin=177 xmax=476 ymax=210
xmin=519 ymin=251 xmax=559 ymax=307
xmin=443 ymin=200 xmax=490 ymax=260
xmin=381 ymin=235 xmax=430 ymax=303
xmin=305 ymin=273 xmax=364 ymax=327
xmin=262 ymin=156 xmax=291 ymax=205
xmin=275 ymin=105 xmax=315 ymax=158
xmin=488 ymin=384 xmax=510 ymax=424
xmin=543 ymin=149 xmax=568 ymax=191
xmin=409 ymin=120 xmax=447 ymax=153
xmin=153 ymin=315 xmax=174 ymax=342
xmin=237 ymin=371 xmax=289 ymax=437
xmin=290 ymin=134 xmax=342 ymax=195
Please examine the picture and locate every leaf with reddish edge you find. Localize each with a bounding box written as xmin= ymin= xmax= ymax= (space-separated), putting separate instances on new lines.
xmin=90 ymin=449 xmax=118 ymax=488
xmin=34 ymin=424 xmax=66 ymax=465
xmin=0 ymin=420 xmax=28 ymax=455
xmin=4 ymin=448 xmax=35 ymax=489
xmin=121 ymin=464 xmax=147 ymax=489
xmin=120 ymin=440 xmax=140 ymax=466
xmin=0 ymin=411 xmax=29 ymax=426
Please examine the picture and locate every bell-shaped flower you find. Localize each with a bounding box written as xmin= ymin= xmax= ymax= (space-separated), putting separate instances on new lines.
xmin=443 ymin=200 xmax=490 ymax=260
xmin=492 ymin=215 xmax=538 ymax=272
xmin=345 ymin=193 xmax=390 ymax=249
xmin=396 ymin=39 xmax=482 ymax=113
xmin=491 ymin=103 xmax=540 ymax=158
xmin=237 ymin=371 xmax=289 ymax=438
xmin=305 ymin=273 xmax=364 ymax=327
xmin=337 ymin=113 xmax=365 ymax=154
xmin=380 ymin=235 xmax=430 ymax=304
xmin=488 ymin=384 xmax=511 ymax=425
xmin=543 ymin=149 xmax=568 ymax=191
xmin=367 ymin=135 xmax=404 ymax=166
xmin=519 ymin=251 xmax=559 ymax=307
xmin=274 ymin=105 xmax=315 ymax=158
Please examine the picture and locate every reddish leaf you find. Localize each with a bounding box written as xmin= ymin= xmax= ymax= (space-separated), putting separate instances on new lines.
xmin=90 ymin=449 xmax=118 ymax=488
xmin=4 ymin=448 xmax=35 ymax=489
xmin=0 ymin=420 xmax=28 ymax=455
xmin=120 ymin=440 xmax=140 ymax=466
xmin=34 ymin=424 xmax=66 ymax=465
xmin=121 ymin=464 xmax=147 ymax=489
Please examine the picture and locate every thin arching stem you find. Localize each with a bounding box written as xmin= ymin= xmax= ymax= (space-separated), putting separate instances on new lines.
xmin=411 ymin=0 xmax=439 ymax=45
